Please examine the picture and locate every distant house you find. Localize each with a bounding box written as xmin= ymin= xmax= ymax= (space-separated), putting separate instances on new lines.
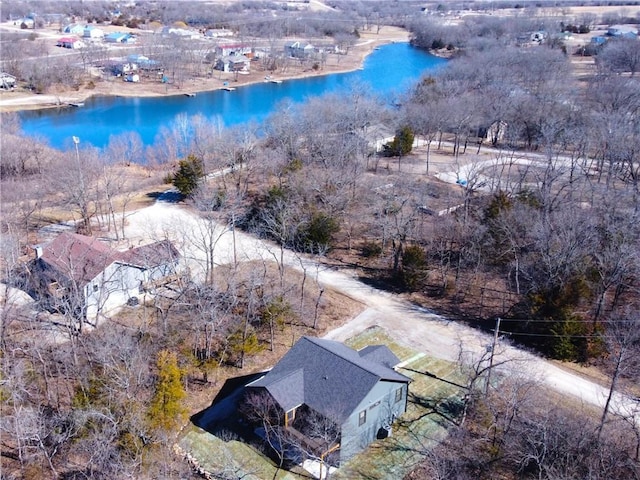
xmin=0 ymin=72 xmax=17 ymax=89
xmin=530 ymin=31 xmax=546 ymax=43
xmin=105 ymin=32 xmax=135 ymax=44
xmin=109 ymin=61 xmax=138 ymax=76
xmin=14 ymin=17 xmax=34 ymax=28
xmin=205 ymin=28 xmax=234 ymax=38
xmin=57 ymin=37 xmax=84 ymax=49
xmin=215 ymin=54 xmax=251 ymax=73
xmin=127 ymin=54 xmax=148 ymax=64
xmin=285 ymin=40 xmax=314 ymax=58
xmin=83 ymin=26 xmax=104 ymax=39
xmin=359 ymin=123 xmax=396 ymax=153
xmin=478 ymin=120 xmax=507 ymax=146
xmin=215 ymin=43 xmax=252 ymax=57
xmin=245 ymin=336 xmax=411 ymax=465
xmin=162 ymin=26 xmax=200 ymax=39
xmin=607 ymin=25 xmax=639 ymax=38
xmin=31 ymin=233 xmax=180 ymax=321
xmin=62 ymin=23 xmax=84 ymax=35
xmin=126 ymin=54 xmax=161 ymax=73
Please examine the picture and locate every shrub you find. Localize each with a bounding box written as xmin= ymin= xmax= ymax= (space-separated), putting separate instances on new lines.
xmin=297 ymin=211 xmax=340 ymax=254
xmin=400 ymin=245 xmax=428 ymax=291
xmin=361 ymin=241 xmax=383 ymax=258
xmin=261 ymin=296 xmax=296 ymax=329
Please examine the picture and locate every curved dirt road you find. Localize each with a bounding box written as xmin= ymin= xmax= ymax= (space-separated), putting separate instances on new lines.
xmin=123 ymin=196 xmax=637 ymax=421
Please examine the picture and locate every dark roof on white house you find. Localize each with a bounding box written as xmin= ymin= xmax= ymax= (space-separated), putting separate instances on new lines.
xmin=248 ymin=336 xmax=410 ymax=423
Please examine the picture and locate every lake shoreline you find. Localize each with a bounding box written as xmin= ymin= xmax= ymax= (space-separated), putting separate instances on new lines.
xmin=0 ymin=27 xmax=411 ymax=113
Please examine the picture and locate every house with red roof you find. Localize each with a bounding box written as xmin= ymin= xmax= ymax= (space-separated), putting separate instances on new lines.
xmin=57 ymin=37 xmax=84 ymax=49
xmin=32 ymin=233 xmax=179 ymax=322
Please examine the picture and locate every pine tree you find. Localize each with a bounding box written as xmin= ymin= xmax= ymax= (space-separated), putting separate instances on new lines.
xmin=172 ymin=154 xmax=204 ymax=197
xmin=147 ymin=350 xmax=187 ymax=432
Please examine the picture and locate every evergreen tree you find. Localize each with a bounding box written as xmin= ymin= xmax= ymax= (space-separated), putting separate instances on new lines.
xmin=172 ymin=154 xmax=204 ymax=197
xmin=384 ymin=126 xmax=415 ymax=157
xmin=147 ymin=350 xmax=187 ymax=432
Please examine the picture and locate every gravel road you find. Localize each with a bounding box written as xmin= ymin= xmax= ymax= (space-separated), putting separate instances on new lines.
xmin=123 ymin=193 xmax=638 ymax=421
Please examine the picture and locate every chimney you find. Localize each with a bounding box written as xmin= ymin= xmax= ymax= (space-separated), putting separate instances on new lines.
xmin=34 ymin=245 xmax=43 ymax=259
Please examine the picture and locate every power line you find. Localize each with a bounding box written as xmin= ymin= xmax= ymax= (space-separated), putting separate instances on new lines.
xmin=493 ymin=317 xmax=639 ymax=324
xmin=501 ymin=331 xmax=618 ymax=339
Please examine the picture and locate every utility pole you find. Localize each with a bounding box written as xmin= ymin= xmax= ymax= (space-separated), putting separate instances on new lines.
xmin=485 ymin=317 xmax=501 ymax=396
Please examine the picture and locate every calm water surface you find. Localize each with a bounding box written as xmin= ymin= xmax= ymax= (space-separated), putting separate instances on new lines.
xmin=18 ymin=43 xmax=446 ymax=149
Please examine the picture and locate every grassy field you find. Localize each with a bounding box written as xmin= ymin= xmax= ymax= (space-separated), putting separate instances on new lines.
xmin=178 ymin=326 xmax=465 ymax=480
xmin=335 ymin=327 xmax=464 ymax=479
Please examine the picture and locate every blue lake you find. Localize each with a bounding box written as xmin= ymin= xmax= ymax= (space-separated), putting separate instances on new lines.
xmin=18 ymin=43 xmax=446 ymax=149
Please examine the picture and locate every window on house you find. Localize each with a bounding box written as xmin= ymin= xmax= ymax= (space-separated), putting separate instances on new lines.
xmin=93 ymin=284 xmax=98 ymax=292
xmin=395 ymin=386 xmax=403 ymax=403
xmin=359 ymin=409 xmax=366 ymax=426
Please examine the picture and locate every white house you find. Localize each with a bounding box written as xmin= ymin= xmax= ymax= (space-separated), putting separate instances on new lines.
xmin=57 ymin=37 xmax=85 ymax=49
xmin=607 ymin=25 xmax=639 ymax=38
xmin=105 ymin=32 xmax=136 ymax=43
xmin=285 ymin=40 xmax=314 ymax=58
xmin=205 ymin=28 xmax=234 ymax=38
xmin=215 ymin=54 xmax=251 ymax=73
xmin=215 ymin=43 xmax=252 ymax=57
xmin=360 ymin=123 xmax=396 ymax=153
xmin=63 ymin=23 xmax=84 ymax=35
xmin=33 ymin=233 xmax=180 ymax=321
xmin=0 ymin=72 xmax=17 ymax=89
xmin=83 ymin=26 xmax=104 ymax=39
xmin=14 ymin=17 xmax=35 ymax=28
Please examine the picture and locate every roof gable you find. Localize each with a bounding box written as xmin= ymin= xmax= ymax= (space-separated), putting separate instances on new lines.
xmin=117 ymin=239 xmax=179 ymax=268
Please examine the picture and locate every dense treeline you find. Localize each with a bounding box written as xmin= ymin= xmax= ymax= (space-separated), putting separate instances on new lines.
xmin=408 ymin=378 xmax=640 ymax=479
xmin=396 ymin=28 xmax=640 ymax=362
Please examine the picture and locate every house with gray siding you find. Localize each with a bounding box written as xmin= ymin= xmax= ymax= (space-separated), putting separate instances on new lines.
xmin=246 ymin=336 xmax=411 ymax=465
xmin=32 ymin=233 xmax=179 ymax=321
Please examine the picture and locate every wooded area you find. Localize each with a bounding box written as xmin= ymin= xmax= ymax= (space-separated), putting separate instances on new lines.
xmin=2 ymin=1 xmax=640 ymax=479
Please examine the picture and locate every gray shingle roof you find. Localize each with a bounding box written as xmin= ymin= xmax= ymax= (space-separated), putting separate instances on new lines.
xmin=358 ymin=345 xmax=402 ymax=369
xmin=248 ymin=337 xmax=410 ymax=423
